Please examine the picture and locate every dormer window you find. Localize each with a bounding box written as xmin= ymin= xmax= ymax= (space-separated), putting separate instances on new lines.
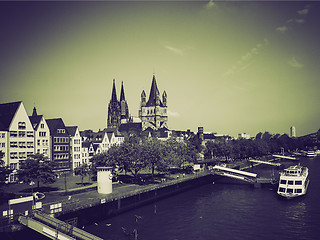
xmin=18 ymin=122 xmax=26 ymax=129
xmin=57 ymin=129 xmax=65 ymax=134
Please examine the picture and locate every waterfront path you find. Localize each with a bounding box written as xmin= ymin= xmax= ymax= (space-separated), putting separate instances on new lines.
xmin=0 ymin=171 xmax=211 ymax=222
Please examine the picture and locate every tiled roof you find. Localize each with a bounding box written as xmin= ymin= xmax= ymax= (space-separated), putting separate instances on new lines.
xmin=46 ymin=118 xmax=66 ymax=135
xmin=146 ymin=75 xmax=164 ymax=107
xmin=29 ymin=115 xmax=43 ymax=130
xmin=0 ymin=101 xmax=21 ymax=131
xmin=66 ymin=126 xmax=77 ymax=136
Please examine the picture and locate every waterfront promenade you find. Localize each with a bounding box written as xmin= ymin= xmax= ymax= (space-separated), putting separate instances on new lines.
xmin=0 ymin=169 xmax=212 ymax=232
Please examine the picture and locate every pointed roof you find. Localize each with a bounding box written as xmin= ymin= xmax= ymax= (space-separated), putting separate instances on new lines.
xmin=46 ymin=118 xmax=66 ymax=135
xmin=32 ymin=107 xmax=38 ymax=116
xmin=29 ymin=115 xmax=43 ymax=130
xmin=111 ymin=79 xmax=118 ymax=102
xmin=66 ymin=126 xmax=78 ymax=136
xmin=120 ymin=81 xmax=126 ymax=101
xmin=147 ymin=75 xmax=163 ymax=107
xmin=0 ymin=101 xmax=22 ymax=131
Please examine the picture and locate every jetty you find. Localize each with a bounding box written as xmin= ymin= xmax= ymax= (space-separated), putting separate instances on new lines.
xmin=18 ymin=210 xmax=103 ymax=240
xmin=249 ymin=159 xmax=281 ymax=167
xmin=272 ymin=154 xmax=297 ymax=160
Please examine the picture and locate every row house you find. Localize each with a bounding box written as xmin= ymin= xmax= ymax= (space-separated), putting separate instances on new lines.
xmin=0 ymin=101 xmax=35 ymax=182
xmin=46 ymin=118 xmax=71 ymax=173
xmin=80 ymin=128 xmax=124 ymax=163
xmin=29 ymin=107 xmax=50 ymax=158
xmin=66 ymin=126 xmax=82 ymax=170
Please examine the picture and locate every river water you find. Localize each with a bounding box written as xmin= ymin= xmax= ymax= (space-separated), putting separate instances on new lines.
xmin=4 ymin=157 xmax=320 ymax=240
xmin=84 ymin=157 xmax=320 ymax=240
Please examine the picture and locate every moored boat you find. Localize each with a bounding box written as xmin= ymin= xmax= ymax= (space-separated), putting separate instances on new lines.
xmin=277 ymin=164 xmax=309 ymax=199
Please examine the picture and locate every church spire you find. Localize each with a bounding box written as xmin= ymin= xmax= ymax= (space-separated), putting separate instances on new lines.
xmin=111 ymin=79 xmax=118 ymax=102
xmin=120 ymin=81 xmax=125 ymax=101
xmin=147 ymin=75 xmax=161 ymax=106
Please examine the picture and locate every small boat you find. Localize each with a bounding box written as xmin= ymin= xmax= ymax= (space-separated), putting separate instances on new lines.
xmin=306 ymin=150 xmax=316 ymax=158
xmin=277 ymin=164 xmax=309 ymax=199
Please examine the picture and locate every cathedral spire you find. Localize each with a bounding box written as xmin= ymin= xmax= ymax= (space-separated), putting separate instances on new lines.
xmin=111 ymin=79 xmax=118 ymax=102
xmin=120 ymin=81 xmax=126 ymax=101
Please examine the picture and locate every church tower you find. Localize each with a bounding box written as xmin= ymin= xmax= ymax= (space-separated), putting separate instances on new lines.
xmin=107 ymin=79 xmax=121 ymax=129
xmin=139 ymin=75 xmax=168 ymax=131
xmin=120 ymin=81 xmax=129 ymax=124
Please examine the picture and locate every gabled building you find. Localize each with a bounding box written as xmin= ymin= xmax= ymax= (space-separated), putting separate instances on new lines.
xmin=29 ymin=107 xmax=50 ymax=158
xmin=0 ymin=101 xmax=35 ymax=181
xmin=66 ymin=126 xmax=82 ymax=170
xmin=81 ymin=141 xmax=90 ymax=165
xmin=139 ymin=75 xmax=168 ymax=131
xmin=46 ymin=118 xmax=71 ymax=173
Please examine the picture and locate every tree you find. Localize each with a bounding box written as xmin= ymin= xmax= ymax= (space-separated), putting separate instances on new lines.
xmin=18 ymin=154 xmax=56 ymax=189
xmin=0 ymin=151 xmax=11 ymax=186
xmin=74 ymin=164 xmax=90 ymax=185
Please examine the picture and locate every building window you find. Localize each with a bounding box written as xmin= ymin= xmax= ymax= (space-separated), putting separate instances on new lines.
xmin=18 ymin=122 xmax=26 ymax=129
xmin=41 ymin=124 xmax=44 ymax=128
xmin=37 ymin=140 xmax=40 ymax=146
xmin=1 ymin=133 xmax=5 ymax=138
xmin=19 ymin=142 xmax=26 ymax=148
xmin=9 ymin=163 xmax=18 ymax=169
xmin=18 ymin=131 xmax=26 ymax=137
xmin=10 ymin=142 xmax=18 ymax=148
xmin=10 ymin=131 xmax=17 ymax=137
xmin=19 ymin=152 xmax=26 ymax=159
xmin=27 ymin=142 xmax=34 ymax=148
xmin=39 ymin=132 xmax=46 ymax=137
xmin=57 ymin=129 xmax=65 ymax=134
xmin=27 ymin=131 xmax=34 ymax=137
xmin=10 ymin=152 xmax=18 ymax=159
xmin=1 ymin=143 xmax=5 ymax=148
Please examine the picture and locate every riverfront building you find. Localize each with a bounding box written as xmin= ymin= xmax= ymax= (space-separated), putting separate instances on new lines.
xmin=66 ymin=126 xmax=82 ymax=170
xmin=29 ymin=107 xmax=50 ymax=158
xmin=46 ymin=118 xmax=71 ymax=173
xmin=0 ymin=101 xmax=35 ymax=182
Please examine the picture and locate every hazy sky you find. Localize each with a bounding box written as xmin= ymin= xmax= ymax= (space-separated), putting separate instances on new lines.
xmin=1 ymin=1 xmax=319 ymax=137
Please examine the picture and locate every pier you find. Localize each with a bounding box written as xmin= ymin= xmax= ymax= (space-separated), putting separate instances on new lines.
xmin=18 ymin=210 xmax=103 ymax=240
xmin=249 ymin=159 xmax=281 ymax=167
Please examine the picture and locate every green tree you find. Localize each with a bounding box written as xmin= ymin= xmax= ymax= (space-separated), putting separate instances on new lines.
xmin=74 ymin=163 xmax=90 ymax=185
xmin=18 ymin=154 xmax=56 ymax=189
xmin=0 ymin=151 xmax=11 ymax=186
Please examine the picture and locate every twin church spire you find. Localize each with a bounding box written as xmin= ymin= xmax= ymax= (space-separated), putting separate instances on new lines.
xmin=107 ymin=75 xmax=168 ymax=131
xmin=107 ymin=79 xmax=129 ymax=129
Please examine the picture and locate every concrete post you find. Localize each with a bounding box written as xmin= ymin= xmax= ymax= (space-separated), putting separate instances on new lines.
xmin=97 ymin=167 xmax=113 ymax=194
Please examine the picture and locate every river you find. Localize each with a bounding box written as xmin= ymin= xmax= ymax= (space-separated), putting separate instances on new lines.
xmin=4 ymin=157 xmax=320 ymax=240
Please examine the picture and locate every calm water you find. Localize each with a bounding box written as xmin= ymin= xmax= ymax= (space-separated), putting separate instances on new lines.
xmin=3 ymin=157 xmax=320 ymax=240
xmin=84 ymin=157 xmax=320 ymax=240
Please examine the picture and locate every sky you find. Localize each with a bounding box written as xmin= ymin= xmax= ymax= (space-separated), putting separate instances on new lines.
xmin=0 ymin=1 xmax=319 ymax=138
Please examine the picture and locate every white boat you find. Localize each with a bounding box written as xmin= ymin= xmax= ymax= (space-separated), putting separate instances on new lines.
xmin=277 ymin=164 xmax=309 ymax=199
xmin=306 ymin=150 xmax=316 ymax=158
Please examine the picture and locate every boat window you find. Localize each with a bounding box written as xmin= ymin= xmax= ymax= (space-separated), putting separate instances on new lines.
xmin=287 ymin=188 xmax=293 ymax=193
xmin=280 ymin=180 xmax=286 ymax=184
xmin=288 ymin=180 xmax=294 ymax=185
xmin=295 ymin=180 xmax=302 ymax=185
xmin=295 ymin=189 xmax=302 ymax=193
xmin=279 ymin=187 xmax=286 ymax=193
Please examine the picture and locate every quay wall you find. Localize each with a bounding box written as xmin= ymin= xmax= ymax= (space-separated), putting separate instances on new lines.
xmin=57 ymin=173 xmax=214 ymax=226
